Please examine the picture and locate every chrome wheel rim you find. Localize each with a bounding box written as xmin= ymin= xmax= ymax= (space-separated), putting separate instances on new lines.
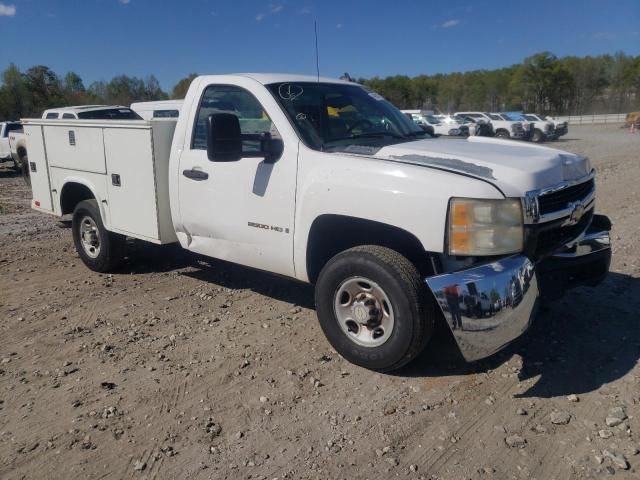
xmin=333 ymin=277 xmax=394 ymax=347
xmin=79 ymin=216 xmax=101 ymax=258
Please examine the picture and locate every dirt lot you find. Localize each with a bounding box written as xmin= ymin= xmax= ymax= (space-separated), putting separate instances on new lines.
xmin=1 ymin=124 xmax=639 ymax=480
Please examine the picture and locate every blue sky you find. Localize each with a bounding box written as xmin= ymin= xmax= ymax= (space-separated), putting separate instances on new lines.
xmin=0 ymin=0 xmax=638 ymax=91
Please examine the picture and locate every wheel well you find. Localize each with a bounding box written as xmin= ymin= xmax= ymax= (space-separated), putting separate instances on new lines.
xmin=306 ymin=214 xmax=435 ymax=284
xmin=60 ymin=183 xmax=95 ymax=215
xmin=17 ymin=146 xmax=27 ymax=159
xmin=495 ymin=128 xmax=509 ymax=135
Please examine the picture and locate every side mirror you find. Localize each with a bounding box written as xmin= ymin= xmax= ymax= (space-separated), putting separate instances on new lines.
xmin=206 ymin=112 xmax=284 ymax=164
xmin=207 ymin=113 xmax=242 ymax=162
xmin=262 ymin=134 xmax=284 ymax=164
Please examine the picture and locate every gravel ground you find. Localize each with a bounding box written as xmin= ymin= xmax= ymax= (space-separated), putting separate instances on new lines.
xmin=0 ymin=124 xmax=639 ymax=479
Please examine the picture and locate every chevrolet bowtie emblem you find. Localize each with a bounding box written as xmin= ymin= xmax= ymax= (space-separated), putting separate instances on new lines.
xmin=566 ymin=200 xmax=585 ymax=226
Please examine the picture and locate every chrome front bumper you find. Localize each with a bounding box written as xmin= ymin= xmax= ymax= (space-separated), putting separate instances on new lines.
xmin=425 ymin=219 xmax=611 ymax=362
xmin=426 ymin=255 xmax=539 ymax=362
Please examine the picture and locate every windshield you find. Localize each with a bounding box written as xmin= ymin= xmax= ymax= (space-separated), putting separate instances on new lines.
xmin=425 ymin=115 xmax=441 ymax=124
xmin=266 ymin=82 xmax=427 ymax=152
xmin=77 ymin=108 xmax=142 ymax=120
xmin=487 ymin=113 xmax=502 ymax=120
xmin=524 ymin=115 xmax=538 ymax=121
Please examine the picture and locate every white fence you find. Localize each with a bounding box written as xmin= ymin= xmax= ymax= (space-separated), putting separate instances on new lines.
xmin=556 ymin=113 xmax=627 ymax=125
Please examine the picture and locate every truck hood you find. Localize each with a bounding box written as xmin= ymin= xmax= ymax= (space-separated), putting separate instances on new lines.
xmin=375 ymin=136 xmax=591 ymax=197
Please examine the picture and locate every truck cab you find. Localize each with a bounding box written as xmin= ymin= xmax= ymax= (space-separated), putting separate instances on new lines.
xmin=23 ymin=74 xmax=611 ymax=372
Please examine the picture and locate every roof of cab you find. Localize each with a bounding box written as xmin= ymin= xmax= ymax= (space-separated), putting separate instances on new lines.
xmin=197 ymin=73 xmax=356 ymax=86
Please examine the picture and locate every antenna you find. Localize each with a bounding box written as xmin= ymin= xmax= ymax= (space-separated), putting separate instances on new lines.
xmin=314 ymin=21 xmax=320 ymax=82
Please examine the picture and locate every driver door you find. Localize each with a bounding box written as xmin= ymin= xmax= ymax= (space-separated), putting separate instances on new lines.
xmin=177 ymin=83 xmax=298 ymax=277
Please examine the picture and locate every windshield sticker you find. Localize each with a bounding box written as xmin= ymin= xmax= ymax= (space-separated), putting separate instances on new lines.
xmin=369 ymin=92 xmax=385 ymax=101
xmin=278 ymin=83 xmax=304 ymax=101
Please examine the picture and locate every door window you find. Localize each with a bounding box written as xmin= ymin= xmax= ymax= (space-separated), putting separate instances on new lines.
xmin=191 ymin=85 xmax=279 ymax=151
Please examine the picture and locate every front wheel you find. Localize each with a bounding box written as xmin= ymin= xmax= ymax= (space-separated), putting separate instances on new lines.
xmin=314 ymin=245 xmax=435 ymax=372
xmin=495 ymin=130 xmax=510 ymax=138
xmin=72 ymin=199 xmax=125 ymax=272
xmin=531 ymin=129 xmax=544 ymax=143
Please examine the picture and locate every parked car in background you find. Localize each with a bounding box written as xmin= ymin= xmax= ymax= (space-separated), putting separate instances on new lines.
xmin=503 ymin=112 xmax=555 ymax=143
xmin=490 ymin=113 xmax=533 ymax=140
xmin=41 ymin=105 xmax=142 ymax=120
xmin=455 ymin=111 xmax=526 ymax=140
xmin=8 ymin=125 xmax=28 ymax=177
xmin=436 ymin=115 xmax=480 ymax=136
xmin=131 ymin=100 xmax=183 ymax=120
xmin=537 ymin=114 xmax=568 ymax=137
xmin=403 ymin=112 xmax=435 ymax=136
xmin=402 ymin=110 xmax=469 ymax=136
xmin=0 ymin=121 xmax=23 ymax=170
xmin=454 ymin=115 xmax=494 ymax=136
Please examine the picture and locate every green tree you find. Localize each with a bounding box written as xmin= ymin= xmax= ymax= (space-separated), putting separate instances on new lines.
xmin=171 ymin=73 xmax=198 ymax=99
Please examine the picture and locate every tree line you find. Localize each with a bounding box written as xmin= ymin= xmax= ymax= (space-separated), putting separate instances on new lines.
xmin=0 ymin=64 xmax=196 ymax=120
xmin=359 ymin=52 xmax=640 ymax=115
xmin=1 ymin=51 xmax=638 ymax=120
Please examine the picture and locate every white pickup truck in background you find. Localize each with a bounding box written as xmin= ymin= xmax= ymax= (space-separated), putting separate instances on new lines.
xmin=130 ymin=100 xmax=183 ymax=120
xmin=0 ymin=121 xmax=23 ymax=170
xmin=23 ymin=74 xmax=611 ymax=371
xmin=401 ymin=110 xmax=469 ymax=136
xmin=455 ymin=111 xmax=527 ymax=140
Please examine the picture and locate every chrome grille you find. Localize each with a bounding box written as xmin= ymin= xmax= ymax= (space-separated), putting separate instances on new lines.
xmin=538 ymin=178 xmax=595 ymax=215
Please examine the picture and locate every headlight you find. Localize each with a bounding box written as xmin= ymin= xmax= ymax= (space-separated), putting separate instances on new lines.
xmin=447 ymin=198 xmax=523 ymax=256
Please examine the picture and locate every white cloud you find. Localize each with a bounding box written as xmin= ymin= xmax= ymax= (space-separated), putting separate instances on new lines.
xmin=300 ymin=6 xmax=312 ymax=14
xmin=336 ymin=23 xmax=343 ymax=29
xmin=118 ymin=0 xmax=131 ymax=4
xmin=270 ymin=3 xmax=284 ymax=13
xmin=255 ymin=13 xmax=265 ymax=22
xmin=441 ymin=19 xmax=459 ymax=28
xmin=0 ymin=3 xmax=16 ymax=16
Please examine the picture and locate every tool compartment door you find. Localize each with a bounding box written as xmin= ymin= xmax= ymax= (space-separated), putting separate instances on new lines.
xmin=24 ymin=124 xmax=54 ymax=212
xmin=104 ymin=127 xmax=160 ymax=241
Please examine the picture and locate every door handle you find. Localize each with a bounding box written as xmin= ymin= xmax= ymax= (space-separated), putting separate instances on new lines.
xmin=182 ymin=169 xmax=209 ymax=181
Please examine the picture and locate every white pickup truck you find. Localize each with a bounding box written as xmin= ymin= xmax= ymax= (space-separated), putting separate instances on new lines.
xmin=23 ymin=74 xmax=611 ymax=371
xmin=0 ymin=121 xmax=23 ymax=170
xmin=455 ymin=112 xmax=527 ymax=140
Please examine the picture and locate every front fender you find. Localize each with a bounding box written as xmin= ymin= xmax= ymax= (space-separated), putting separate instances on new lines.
xmin=293 ymin=147 xmax=504 ymax=282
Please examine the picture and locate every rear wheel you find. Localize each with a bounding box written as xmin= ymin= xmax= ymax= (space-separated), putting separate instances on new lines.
xmin=19 ymin=155 xmax=31 ymax=186
xmin=314 ymin=245 xmax=436 ymax=372
xmin=72 ymin=199 xmax=125 ymax=272
xmin=495 ymin=130 xmax=510 ymax=138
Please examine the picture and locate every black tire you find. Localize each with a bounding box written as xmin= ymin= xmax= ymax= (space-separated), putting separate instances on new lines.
xmin=495 ymin=130 xmax=510 ymax=138
xmin=20 ymin=155 xmax=31 ymax=186
xmin=531 ymin=129 xmax=543 ymax=143
xmin=314 ymin=245 xmax=436 ymax=372
xmin=72 ymin=199 xmax=125 ymax=272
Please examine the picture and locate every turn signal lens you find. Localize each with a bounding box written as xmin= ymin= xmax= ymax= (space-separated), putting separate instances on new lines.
xmin=448 ymin=198 xmax=523 ymax=256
